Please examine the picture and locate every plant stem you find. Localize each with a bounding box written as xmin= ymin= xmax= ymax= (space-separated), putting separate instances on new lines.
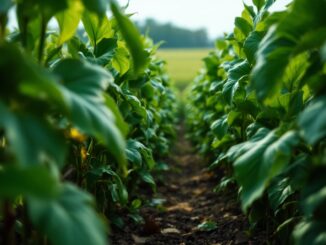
xmin=22 ymin=203 xmax=31 ymax=245
xmin=3 ymin=200 xmax=16 ymax=245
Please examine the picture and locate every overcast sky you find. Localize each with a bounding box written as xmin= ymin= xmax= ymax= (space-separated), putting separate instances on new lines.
xmin=119 ymin=0 xmax=292 ymax=38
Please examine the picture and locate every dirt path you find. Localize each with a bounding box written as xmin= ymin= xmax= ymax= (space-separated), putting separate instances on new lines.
xmin=111 ymin=124 xmax=266 ymax=244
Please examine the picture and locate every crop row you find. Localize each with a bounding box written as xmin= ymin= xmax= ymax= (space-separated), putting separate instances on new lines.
xmin=187 ymin=0 xmax=326 ymax=243
xmin=0 ymin=1 xmax=176 ymax=244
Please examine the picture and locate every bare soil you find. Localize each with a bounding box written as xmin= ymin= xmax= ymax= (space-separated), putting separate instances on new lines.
xmin=110 ymin=124 xmax=267 ymax=245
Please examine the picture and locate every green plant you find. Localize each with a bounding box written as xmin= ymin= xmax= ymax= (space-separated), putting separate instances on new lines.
xmin=0 ymin=1 xmax=176 ymax=244
xmin=187 ymin=0 xmax=326 ymax=243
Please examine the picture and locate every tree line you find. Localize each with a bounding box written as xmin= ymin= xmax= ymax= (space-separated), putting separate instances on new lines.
xmin=136 ymin=19 xmax=213 ymax=48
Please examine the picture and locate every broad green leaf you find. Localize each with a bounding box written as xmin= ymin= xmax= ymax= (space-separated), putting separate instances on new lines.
xmin=234 ymin=130 xmax=300 ymax=211
xmin=243 ymin=31 xmax=264 ymax=64
xmin=0 ymin=43 xmax=62 ymax=101
xmin=251 ymin=27 xmax=294 ymax=100
xmin=210 ymin=115 xmax=228 ymax=140
xmin=293 ymin=27 xmax=326 ymax=55
xmin=141 ymin=82 xmax=155 ymax=100
xmin=82 ymin=11 xmax=113 ymax=48
xmin=284 ymin=154 xmax=310 ymax=191
xmin=53 ymin=59 xmax=126 ymax=171
xmin=28 ymin=183 xmax=107 ymax=245
xmin=126 ymin=140 xmax=143 ymax=167
xmin=86 ymin=38 xmax=117 ymax=66
xmin=263 ymin=131 xmax=300 ymax=177
xmin=0 ymin=102 xmax=67 ymax=167
xmin=253 ymin=0 xmax=265 ymax=11
xmin=222 ymin=60 xmax=250 ymax=104
xmin=0 ymin=166 xmax=60 ymax=199
xmin=252 ymin=0 xmax=326 ymax=100
xmin=299 ymin=97 xmax=326 ymax=145
xmin=56 ymin=0 xmax=84 ymax=45
xmin=126 ymin=139 xmax=155 ymax=169
xmin=110 ymin=2 xmax=148 ymax=75
xmin=268 ymin=177 xmax=294 ymax=211
xmin=227 ymin=127 xmax=270 ymax=162
xmin=124 ymin=94 xmax=147 ymax=119
xmin=112 ymin=44 xmax=130 ymax=76
xmin=235 ymin=17 xmax=253 ymax=37
xmin=244 ymin=4 xmax=256 ymax=20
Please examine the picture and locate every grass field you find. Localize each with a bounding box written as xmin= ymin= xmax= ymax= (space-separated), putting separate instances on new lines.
xmin=157 ymin=49 xmax=211 ymax=92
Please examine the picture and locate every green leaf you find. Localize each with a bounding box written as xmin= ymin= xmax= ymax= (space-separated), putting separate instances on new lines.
xmin=110 ymin=2 xmax=148 ymax=75
xmin=0 ymin=43 xmax=62 ymax=101
xmin=138 ymin=170 xmax=156 ymax=190
xmin=222 ymin=60 xmax=250 ymax=104
xmin=243 ymin=31 xmax=264 ymax=64
xmin=301 ymin=168 xmax=326 ymax=219
xmin=210 ymin=115 xmax=228 ymax=140
xmin=126 ymin=139 xmax=155 ymax=169
xmin=234 ymin=130 xmax=300 ymax=211
xmin=197 ymin=220 xmax=218 ymax=231
xmin=0 ymin=166 xmax=60 ymax=199
xmin=293 ymin=220 xmax=326 ymax=245
xmin=252 ymin=0 xmax=326 ymax=100
xmin=0 ymin=102 xmax=67 ymax=167
xmin=268 ymin=177 xmax=294 ymax=211
xmin=28 ymin=183 xmax=108 ymax=245
xmin=53 ymin=59 xmax=126 ymax=171
xmin=56 ymin=0 xmax=84 ymax=45
xmin=126 ymin=140 xmax=143 ymax=167
xmin=82 ymin=11 xmax=113 ymax=48
xmin=104 ymin=94 xmax=129 ymax=137
xmin=251 ymin=28 xmax=294 ymax=100
xmin=87 ymin=38 xmax=117 ymax=66
xmin=227 ymin=127 xmax=270 ymax=162
xmin=253 ymin=0 xmax=265 ymax=11
xmin=88 ymin=166 xmax=128 ymax=205
xmin=81 ymin=0 xmax=107 ymax=15
xmin=112 ymin=44 xmax=131 ymax=76
xmin=124 ymin=94 xmax=147 ymax=118
xmin=235 ymin=17 xmax=253 ymax=37
xmin=299 ymin=96 xmax=326 ymax=145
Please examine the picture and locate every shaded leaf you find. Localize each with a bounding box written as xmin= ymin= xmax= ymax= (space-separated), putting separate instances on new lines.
xmin=299 ymin=96 xmax=326 ymax=145
xmin=0 ymin=102 xmax=67 ymax=167
xmin=29 ymin=183 xmax=107 ymax=245
xmin=82 ymin=11 xmax=113 ymax=47
xmin=110 ymin=2 xmax=148 ymax=75
xmin=53 ymin=59 xmax=126 ymax=171
xmin=56 ymin=0 xmax=84 ymax=45
xmin=0 ymin=166 xmax=60 ymax=199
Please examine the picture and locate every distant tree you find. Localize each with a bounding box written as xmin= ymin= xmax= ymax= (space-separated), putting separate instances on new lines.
xmin=136 ymin=19 xmax=213 ymax=48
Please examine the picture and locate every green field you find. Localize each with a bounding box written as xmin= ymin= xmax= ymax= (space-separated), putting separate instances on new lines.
xmin=157 ymin=49 xmax=211 ymax=92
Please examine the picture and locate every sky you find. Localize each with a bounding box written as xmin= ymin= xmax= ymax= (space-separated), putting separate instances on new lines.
xmin=118 ymin=0 xmax=292 ymax=38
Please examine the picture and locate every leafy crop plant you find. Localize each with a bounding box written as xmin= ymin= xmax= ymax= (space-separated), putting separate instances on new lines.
xmin=187 ymin=0 xmax=326 ymax=243
xmin=0 ymin=0 xmax=176 ymax=244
